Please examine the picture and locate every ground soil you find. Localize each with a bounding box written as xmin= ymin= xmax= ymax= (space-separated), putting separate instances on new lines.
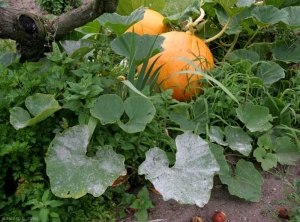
xmin=5 ymin=1 xmax=300 ymax=221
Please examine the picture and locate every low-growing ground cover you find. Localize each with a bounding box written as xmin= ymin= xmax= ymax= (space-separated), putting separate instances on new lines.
xmin=1 ymin=0 xmax=300 ymax=221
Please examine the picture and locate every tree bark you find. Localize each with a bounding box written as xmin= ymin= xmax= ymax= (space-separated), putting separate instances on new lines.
xmin=0 ymin=0 xmax=119 ymax=62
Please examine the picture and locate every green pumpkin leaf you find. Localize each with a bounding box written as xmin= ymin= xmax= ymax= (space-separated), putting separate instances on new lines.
xmin=271 ymin=40 xmax=300 ymax=63
xmin=236 ymin=104 xmax=273 ymax=132
xmin=90 ymin=94 xmax=124 ymax=125
xmin=45 ymin=125 xmax=126 ymax=199
xmin=219 ymin=159 xmax=264 ymax=202
xmin=227 ymin=49 xmax=260 ymax=63
xmin=116 ymin=0 xmax=166 ymax=15
xmin=281 ymin=6 xmax=300 ymax=28
xmin=251 ymin=5 xmax=288 ymax=26
xmin=254 ymin=61 xmax=285 ymax=85
xmin=139 ymin=132 xmax=219 ymax=207
xmin=209 ymin=143 xmax=229 ymax=175
xmin=60 ymin=40 xmax=94 ymax=58
xmin=111 ymin=32 xmax=164 ymax=65
xmin=118 ymin=96 xmax=156 ymax=133
xmin=224 ymin=126 xmax=252 ymax=156
xmin=273 ymin=137 xmax=300 ymax=165
xmin=253 ymin=148 xmax=277 ymax=171
xmin=98 ymin=8 xmax=145 ymax=35
xmin=10 ymin=93 xmax=61 ymax=130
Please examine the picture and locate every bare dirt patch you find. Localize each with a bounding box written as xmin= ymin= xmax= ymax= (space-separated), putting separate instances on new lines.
xmin=5 ymin=1 xmax=300 ymax=221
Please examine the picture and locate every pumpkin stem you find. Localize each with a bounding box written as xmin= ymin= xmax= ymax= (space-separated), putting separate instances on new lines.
xmin=204 ymin=17 xmax=232 ymax=43
xmin=185 ymin=8 xmax=205 ymax=35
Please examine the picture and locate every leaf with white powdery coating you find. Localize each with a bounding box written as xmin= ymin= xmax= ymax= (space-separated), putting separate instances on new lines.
xmin=139 ymin=132 xmax=219 ymax=207
xmin=45 ymin=125 xmax=126 ymax=199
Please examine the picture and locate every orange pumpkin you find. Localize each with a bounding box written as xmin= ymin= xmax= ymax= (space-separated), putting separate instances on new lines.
xmin=125 ymin=9 xmax=167 ymax=35
xmin=138 ymin=31 xmax=214 ymax=101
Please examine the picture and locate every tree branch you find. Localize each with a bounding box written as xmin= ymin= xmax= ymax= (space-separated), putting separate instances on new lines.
xmin=0 ymin=0 xmax=119 ymax=61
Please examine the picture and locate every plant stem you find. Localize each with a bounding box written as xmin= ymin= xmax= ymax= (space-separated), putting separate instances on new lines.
xmin=243 ymin=27 xmax=260 ymax=49
xmin=223 ymin=33 xmax=240 ymax=61
xmin=88 ymin=115 xmax=99 ymax=141
xmin=204 ymin=17 xmax=232 ymax=43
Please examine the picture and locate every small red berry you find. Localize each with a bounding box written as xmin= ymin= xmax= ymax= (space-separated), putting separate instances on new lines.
xmin=212 ymin=211 xmax=227 ymax=222
xmin=277 ymin=207 xmax=290 ymax=219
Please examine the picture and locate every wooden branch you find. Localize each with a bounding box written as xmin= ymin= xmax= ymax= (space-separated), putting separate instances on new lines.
xmin=0 ymin=0 xmax=119 ymax=61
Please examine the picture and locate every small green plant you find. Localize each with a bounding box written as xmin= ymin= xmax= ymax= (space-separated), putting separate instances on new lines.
xmin=25 ymin=189 xmax=64 ymax=222
xmin=129 ymin=186 xmax=154 ymax=222
xmin=35 ymin=0 xmax=82 ymax=15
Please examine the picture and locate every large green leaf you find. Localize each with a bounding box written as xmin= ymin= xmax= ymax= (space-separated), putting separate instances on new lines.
xmin=139 ymin=132 xmax=219 ymax=207
xmin=116 ymin=0 xmax=166 ymax=15
xmin=273 ymin=137 xmax=300 ymax=165
xmin=236 ymin=104 xmax=273 ymax=132
xmin=227 ymin=49 xmax=260 ymax=63
xmin=254 ymin=61 xmax=285 ymax=85
xmin=90 ymin=94 xmax=124 ymax=125
xmin=271 ymin=40 xmax=300 ymax=63
xmin=215 ymin=0 xmax=248 ymax=17
xmin=224 ymin=126 xmax=252 ymax=156
xmin=219 ymin=159 xmax=264 ymax=201
xmin=10 ymin=94 xmax=61 ymax=130
xmin=60 ymin=40 xmax=94 ymax=58
xmin=111 ymin=32 xmax=164 ymax=65
xmin=251 ymin=5 xmax=288 ymax=26
xmin=45 ymin=125 xmax=126 ymax=199
xmin=118 ymin=96 xmax=156 ymax=133
xmin=98 ymin=8 xmax=145 ymax=35
xmin=281 ymin=6 xmax=300 ymax=28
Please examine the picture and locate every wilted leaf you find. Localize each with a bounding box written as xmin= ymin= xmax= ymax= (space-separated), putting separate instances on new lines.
xmin=219 ymin=159 xmax=264 ymax=201
xmin=10 ymin=94 xmax=61 ymax=130
xmin=236 ymin=104 xmax=273 ymax=132
xmin=139 ymin=132 xmax=219 ymax=207
xmin=45 ymin=125 xmax=126 ymax=199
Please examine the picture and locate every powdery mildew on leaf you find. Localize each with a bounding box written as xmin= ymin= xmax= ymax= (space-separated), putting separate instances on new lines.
xmin=45 ymin=125 xmax=126 ymax=199
xmin=139 ymin=132 xmax=219 ymax=207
